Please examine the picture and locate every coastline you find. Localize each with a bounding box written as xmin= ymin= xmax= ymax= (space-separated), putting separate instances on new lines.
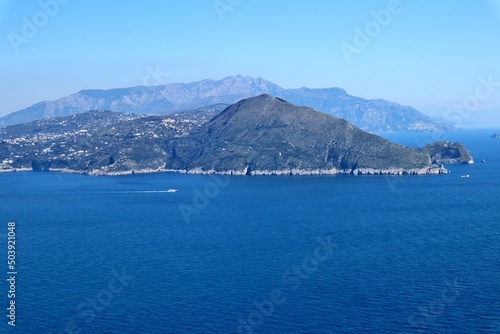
xmin=0 ymin=166 xmax=449 ymax=176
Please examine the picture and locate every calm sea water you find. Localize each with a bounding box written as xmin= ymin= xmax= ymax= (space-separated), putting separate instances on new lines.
xmin=0 ymin=129 xmax=499 ymax=333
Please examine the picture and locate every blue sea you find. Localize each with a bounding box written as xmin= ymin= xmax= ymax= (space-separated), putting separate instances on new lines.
xmin=0 ymin=129 xmax=499 ymax=333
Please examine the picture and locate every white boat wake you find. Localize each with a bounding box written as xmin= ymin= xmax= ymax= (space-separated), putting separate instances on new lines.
xmin=95 ymin=190 xmax=178 ymax=194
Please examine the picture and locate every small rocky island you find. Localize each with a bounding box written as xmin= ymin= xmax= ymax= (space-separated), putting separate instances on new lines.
xmin=418 ymin=141 xmax=474 ymax=164
xmin=492 ymin=134 xmax=500 ymax=139
xmin=0 ymin=95 xmax=473 ymax=176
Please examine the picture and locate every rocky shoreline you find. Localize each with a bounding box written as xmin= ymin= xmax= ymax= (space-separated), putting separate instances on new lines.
xmin=0 ymin=165 xmax=449 ymax=176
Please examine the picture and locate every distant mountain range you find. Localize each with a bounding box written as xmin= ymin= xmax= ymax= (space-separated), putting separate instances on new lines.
xmin=0 ymin=95 xmax=470 ymax=176
xmin=0 ymin=75 xmax=453 ymax=133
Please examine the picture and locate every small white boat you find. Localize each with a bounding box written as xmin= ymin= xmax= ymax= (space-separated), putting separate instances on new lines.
xmin=166 ymin=189 xmax=178 ymax=193
xmin=460 ymin=175 xmax=470 ymax=178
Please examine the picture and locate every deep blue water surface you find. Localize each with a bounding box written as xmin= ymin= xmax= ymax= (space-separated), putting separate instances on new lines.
xmin=0 ymin=130 xmax=499 ymax=333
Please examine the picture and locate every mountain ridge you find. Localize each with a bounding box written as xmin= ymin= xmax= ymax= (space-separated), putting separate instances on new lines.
xmin=0 ymin=75 xmax=453 ymax=133
xmin=165 ymin=95 xmax=439 ymax=174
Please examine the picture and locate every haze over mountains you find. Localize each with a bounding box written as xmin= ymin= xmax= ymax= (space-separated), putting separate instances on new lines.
xmin=0 ymin=75 xmax=453 ymax=133
xmin=419 ymin=103 xmax=500 ymax=129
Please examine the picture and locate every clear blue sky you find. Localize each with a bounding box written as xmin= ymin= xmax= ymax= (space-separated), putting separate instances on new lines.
xmin=1 ymin=0 xmax=499 ymax=117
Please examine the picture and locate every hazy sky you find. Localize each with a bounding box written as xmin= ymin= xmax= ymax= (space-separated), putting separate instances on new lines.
xmin=1 ymin=0 xmax=500 ymax=118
